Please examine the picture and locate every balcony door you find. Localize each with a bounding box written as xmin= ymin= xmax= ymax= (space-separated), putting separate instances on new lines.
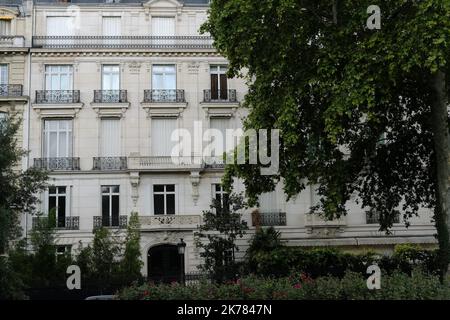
xmin=45 ymin=65 xmax=73 ymax=91
xmin=46 ymin=17 xmax=74 ymax=45
xmin=43 ymin=119 xmax=73 ymax=161
xmin=210 ymin=65 xmax=228 ymax=100
xmin=100 ymin=118 xmax=121 ymax=157
xmin=102 ymin=17 xmax=121 ymax=46
xmin=0 ymin=64 xmax=8 ymax=85
xmin=151 ymin=117 xmax=177 ymax=157
xmin=48 ymin=186 xmax=67 ymax=228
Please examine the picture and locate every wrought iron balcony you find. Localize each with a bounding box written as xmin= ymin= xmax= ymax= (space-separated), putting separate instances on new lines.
xmin=34 ymin=157 xmax=80 ymax=171
xmin=203 ymin=89 xmax=237 ymax=103
xmin=32 ymin=36 xmax=214 ymax=50
xmin=366 ymin=211 xmax=400 ymax=224
xmin=143 ymin=89 xmax=185 ymax=103
xmin=93 ymin=90 xmax=127 ymax=103
xmin=252 ymin=211 xmax=287 ymax=227
xmin=93 ymin=157 xmax=127 ymax=171
xmin=35 ymin=90 xmax=80 ymax=104
xmin=32 ymin=216 xmax=80 ymax=230
xmin=204 ymin=156 xmax=226 ymax=169
xmin=0 ymin=84 xmax=23 ymax=97
xmin=93 ymin=215 xmax=128 ymax=229
xmin=0 ymin=36 xmax=25 ymax=47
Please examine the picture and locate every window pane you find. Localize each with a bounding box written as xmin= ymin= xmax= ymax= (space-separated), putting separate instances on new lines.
xmin=111 ymin=195 xmax=119 ymax=226
xmin=49 ymin=196 xmax=56 ymax=214
xmin=49 ymin=186 xmax=57 ymax=194
xmin=153 ymin=185 xmax=164 ymax=192
xmin=102 ymin=195 xmax=110 ymax=226
xmin=57 ymin=186 xmax=66 ymax=194
xmin=101 ymin=186 xmax=110 ymax=194
xmin=154 ymin=194 xmax=165 ymax=215
xmin=166 ymin=194 xmax=175 ymax=215
xmin=166 ymin=185 xmax=175 ymax=192
xmin=58 ymin=196 xmax=66 ymax=227
xmin=112 ymin=185 xmax=119 ymax=193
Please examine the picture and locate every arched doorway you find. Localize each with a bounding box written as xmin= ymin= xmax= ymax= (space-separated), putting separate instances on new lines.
xmin=147 ymin=244 xmax=182 ymax=283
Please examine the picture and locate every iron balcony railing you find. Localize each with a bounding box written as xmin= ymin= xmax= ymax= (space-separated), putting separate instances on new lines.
xmin=252 ymin=211 xmax=287 ymax=227
xmin=366 ymin=212 xmax=400 ymax=224
xmin=203 ymin=89 xmax=237 ymax=103
xmin=93 ymin=215 xmax=128 ymax=229
xmin=32 ymin=216 xmax=80 ymax=230
xmin=0 ymin=84 xmax=23 ymax=97
xmin=93 ymin=90 xmax=127 ymax=103
xmin=34 ymin=157 xmax=80 ymax=171
xmin=93 ymin=157 xmax=127 ymax=171
xmin=35 ymin=90 xmax=80 ymax=104
xmin=143 ymin=89 xmax=185 ymax=103
xmin=32 ymin=36 xmax=214 ymax=50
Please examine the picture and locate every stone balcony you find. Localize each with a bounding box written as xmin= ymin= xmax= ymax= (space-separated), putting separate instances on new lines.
xmin=128 ymin=156 xmax=203 ymax=172
xmin=0 ymin=35 xmax=25 ymax=48
xmin=139 ymin=215 xmax=202 ymax=230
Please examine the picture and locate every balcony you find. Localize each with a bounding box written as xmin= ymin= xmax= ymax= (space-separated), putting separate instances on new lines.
xmin=139 ymin=215 xmax=201 ymax=230
xmin=93 ymin=90 xmax=127 ymax=103
xmin=203 ymin=89 xmax=237 ymax=103
xmin=143 ymin=89 xmax=185 ymax=103
xmin=204 ymin=156 xmax=226 ymax=169
xmin=32 ymin=216 xmax=80 ymax=230
xmin=252 ymin=211 xmax=287 ymax=227
xmin=32 ymin=36 xmax=214 ymax=50
xmin=0 ymin=36 xmax=25 ymax=48
xmin=93 ymin=215 xmax=128 ymax=229
xmin=128 ymin=156 xmax=203 ymax=171
xmin=0 ymin=84 xmax=23 ymax=97
xmin=366 ymin=211 xmax=400 ymax=224
xmin=35 ymin=90 xmax=80 ymax=104
xmin=93 ymin=157 xmax=127 ymax=171
xmin=34 ymin=157 xmax=80 ymax=171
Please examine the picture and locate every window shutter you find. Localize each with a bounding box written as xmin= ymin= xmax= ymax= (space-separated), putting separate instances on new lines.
xmin=219 ymin=74 xmax=228 ymax=99
xmin=101 ymin=119 xmax=120 ymax=156
xmin=259 ymin=191 xmax=278 ymax=213
xmin=152 ymin=17 xmax=175 ymax=36
xmin=102 ymin=17 xmax=121 ymax=36
xmin=151 ymin=118 xmax=177 ymax=156
xmin=47 ymin=17 xmax=74 ymax=36
xmin=210 ymin=74 xmax=218 ymax=100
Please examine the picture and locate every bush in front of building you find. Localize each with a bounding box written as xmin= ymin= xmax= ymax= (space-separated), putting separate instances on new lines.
xmin=117 ymin=269 xmax=450 ymax=300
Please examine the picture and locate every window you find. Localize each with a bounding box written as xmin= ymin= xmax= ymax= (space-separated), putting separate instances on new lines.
xmin=210 ymin=65 xmax=228 ymax=100
xmin=0 ymin=64 xmax=8 ymax=85
xmin=0 ymin=19 xmax=11 ymax=35
xmin=48 ymin=186 xmax=67 ymax=228
xmin=151 ymin=118 xmax=177 ymax=156
xmin=259 ymin=191 xmax=278 ymax=213
xmin=100 ymin=118 xmax=120 ymax=157
xmin=153 ymin=184 xmax=175 ymax=215
xmin=43 ymin=119 xmax=73 ymax=158
xmin=102 ymin=65 xmax=120 ymax=91
xmin=152 ymin=65 xmax=176 ymax=90
xmin=56 ymin=245 xmax=71 ymax=256
xmin=151 ymin=17 xmax=175 ymax=36
xmin=212 ymin=184 xmax=229 ymax=208
xmin=45 ymin=65 xmax=73 ymax=91
xmin=46 ymin=17 xmax=74 ymax=37
xmin=209 ymin=117 xmax=231 ymax=156
xmin=366 ymin=211 xmax=400 ymax=224
xmin=102 ymin=17 xmax=121 ymax=36
xmin=102 ymin=186 xmax=120 ymax=227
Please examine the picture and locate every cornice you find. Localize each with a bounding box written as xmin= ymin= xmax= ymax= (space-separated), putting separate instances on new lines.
xmin=30 ymin=50 xmax=220 ymax=58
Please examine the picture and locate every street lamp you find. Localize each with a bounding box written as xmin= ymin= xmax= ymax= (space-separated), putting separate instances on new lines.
xmin=177 ymin=238 xmax=186 ymax=285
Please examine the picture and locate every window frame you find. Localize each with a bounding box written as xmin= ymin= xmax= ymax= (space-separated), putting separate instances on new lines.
xmin=48 ymin=186 xmax=67 ymax=228
xmin=42 ymin=119 xmax=73 ymax=158
xmin=101 ymin=185 xmax=120 ymax=227
xmin=153 ymin=184 xmax=176 ymax=216
xmin=44 ymin=65 xmax=74 ymax=91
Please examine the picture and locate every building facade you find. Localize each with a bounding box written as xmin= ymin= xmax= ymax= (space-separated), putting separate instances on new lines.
xmin=6 ymin=0 xmax=437 ymax=280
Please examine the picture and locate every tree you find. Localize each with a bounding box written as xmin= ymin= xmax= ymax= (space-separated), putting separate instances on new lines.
xmin=203 ymin=1 xmax=450 ymax=278
xmin=0 ymin=116 xmax=48 ymax=254
xmin=195 ymin=193 xmax=248 ymax=283
xmin=119 ymin=212 xmax=143 ymax=284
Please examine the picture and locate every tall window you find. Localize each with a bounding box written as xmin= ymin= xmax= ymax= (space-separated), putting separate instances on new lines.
xmin=209 ymin=117 xmax=231 ymax=156
xmin=151 ymin=17 xmax=175 ymax=36
xmin=259 ymin=191 xmax=279 ymax=213
xmin=48 ymin=186 xmax=67 ymax=228
xmin=152 ymin=65 xmax=176 ymax=90
xmin=151 ymin=118 xmax=177 ymax=156
xmin=46 ymin=17 xmax=73 ymax=37
xmin=210 ymin=65 xmax=228 ymax=100
xmin=45 ymin=65 xmax=73 ymax=91
xmin=102 ymin=65 xmax=120 ymax=90
xmin=212 ymin=184 xmax=229 ymax=208
xmin=102 ymin=186 xmax=120 ymax=227
xmin=0 ymin=64 xmax=8 ymax=85
xmin=43 ymin=119 xmax=73 ymax=158
xmin=0 ymin=19 xmax=11 ymax=35
xmin=102 ymin=16 xmax=121 ymax=36
xmin=100 ymin=118 xmax=120 ymax=157
xmin=153 ymin=185 xmax=175 ymax=215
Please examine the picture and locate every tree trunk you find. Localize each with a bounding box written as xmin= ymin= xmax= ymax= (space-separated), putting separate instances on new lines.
xmin=332 ymin=0 xmax=338 ymax=25
xmin=430 ymin=70 xmax=450 ymax=281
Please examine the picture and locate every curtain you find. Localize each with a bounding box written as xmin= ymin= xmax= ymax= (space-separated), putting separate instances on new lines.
xmin=152 ymin=65 xmax=176 ymax=90
xmin=152 ymin=17 xmax=175 ymax=36
xmin=0 ymin=65 xmax=8 ymax=85
xmin=45 ymin=65 xmax=73 ymax=90
xmin=259 ymin=191 xmax=278 ymax=213
xmin=0 ymin=20 xmax=11 ymax=35
xmin=151 ymin=118 xmax=177 ymax=156
xmin=44 ymin=120 xmax=73 ymax=158
xmin=101 ymin=119 xmax=120 ymax=156
xmin=102 ymin=65 xmax=120 ymax=90
xmin=210 ymin=117 xmax=231 ymax=155
xmin=102 ymin=17 xmax=121 ymax=36
xmin=47 ymin=17 xmax=74 ymax=36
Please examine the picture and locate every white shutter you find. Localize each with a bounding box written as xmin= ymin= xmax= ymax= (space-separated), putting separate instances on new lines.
xmin=101 ymin=119 xmax=120 ymax=157
xmin=152 ymin=17 xmax=175 ymax=36
xmin=210 ymin=117 xmax=231 ymax=154
xmin=102 ymin=17 xmax=121 ymax=36
xmin=259 ymin=191 xmax=278 ymax=213
xmin=0 ymin=20 xmax=11 ymax=35
xmin=0 ymin=65 xmax=8 ymax=85
xmin=151 ymin=118 xmax=177 ymax=156
xmin=47 ymin=17 xmax=74 ymax=36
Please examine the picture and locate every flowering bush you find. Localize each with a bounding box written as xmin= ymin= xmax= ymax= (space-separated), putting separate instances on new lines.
xmin=118 ymin=269 xmax=450 ymax=300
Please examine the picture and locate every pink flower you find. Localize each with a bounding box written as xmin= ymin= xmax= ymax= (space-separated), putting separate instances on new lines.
xmin=293 ymin=283 xmax=302 ymax=289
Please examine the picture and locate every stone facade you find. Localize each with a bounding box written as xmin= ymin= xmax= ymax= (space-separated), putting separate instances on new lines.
xmin=4 ymin=0 xmax=437 ymax=277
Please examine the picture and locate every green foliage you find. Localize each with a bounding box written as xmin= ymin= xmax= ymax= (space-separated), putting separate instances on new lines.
xmin=91 ymin=227 xmax=121 ymax=288
xmin=245 ymin=227 xmax=284 ymax=272
xmin=119 ymin=212 xmax=143 ymax=283
xmin=0 ymin=256 xmax=27 ymax=300
xmin=0 ymin=116 xmax=47 ymax=253
xmin=195 ymin=193 xmax=248 ymax=283
xmin=118 ymin=269 xmax=450 ymax=300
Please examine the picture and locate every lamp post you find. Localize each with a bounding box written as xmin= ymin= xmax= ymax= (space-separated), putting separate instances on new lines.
xmin=177 ymin=238 xmax=186 ymax=285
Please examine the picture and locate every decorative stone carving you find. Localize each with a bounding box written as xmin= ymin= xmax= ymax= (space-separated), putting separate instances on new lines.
xmin=190 ymin=171 xmax=201 ymax=205
xmin=130 ymin=171 xmax=140 ymax=208
xmin=128 ymin=61 xmax=141 ymax=74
